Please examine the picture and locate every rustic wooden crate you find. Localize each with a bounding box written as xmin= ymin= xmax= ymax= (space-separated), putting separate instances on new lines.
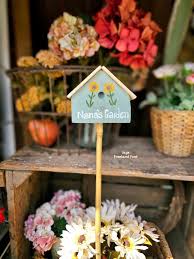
xmin=0 ymin=170 xmax=5 ymax=187
xmin=1 ymin=138 xmax=194 ymax=258
xmin=3 ymin=170 xmax=183 ymax=259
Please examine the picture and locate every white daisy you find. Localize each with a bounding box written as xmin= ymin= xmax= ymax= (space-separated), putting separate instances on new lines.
xmin=86 ymin=204 xmax=116 ymax=225
xmin=115 ymin=228 xmax=148 ymax=259
xmin=184 ymin=62 xmax=194 ymax=72
xmin=101 ymin=223 xmax=121 ymax=246
xmin=58 ymin=221 xmax=96 ymax=259
xmin=103 ymin=199 xmax=137 ymax=224
xmin=153 ymin=64 xmax=181 ymax=79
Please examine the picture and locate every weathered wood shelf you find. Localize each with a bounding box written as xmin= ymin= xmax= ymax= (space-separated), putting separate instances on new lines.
xmin=1 ymin=137 xmax=194 ymax=181
xmin=0 ymin=171 xmax=5 ymax=187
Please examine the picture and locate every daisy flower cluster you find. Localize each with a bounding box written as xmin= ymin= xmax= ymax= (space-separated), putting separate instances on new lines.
xmin=24 ymin=190 xmax=85 ymax=255
xmin=58 ymin=199 xmax=160 ymax=259
xmin=48 ymin=12 xmax=100 ymax=61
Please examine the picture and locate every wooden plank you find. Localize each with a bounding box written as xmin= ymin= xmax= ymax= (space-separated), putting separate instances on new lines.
xmin=182 ymin=182 xmax=194 ymax=238
xmin=102 ymin=183 xmax=172 ymax=207
xmin=10 ymin=0 xmax=32 ymax=59
xmin=167 ymin=226 xmax=193 ymax=259
xmin=6 ymin=171 xmax=42 ymax=259
xmin=1 ymin=138 xmax=194 ymax=181
xmin=0 ymin=170 xmax=5 ymax=187
xmin=102 ymin=176 xmax=171 ymax=187
xmin=186 ymin=185 xmax=194 ymax=257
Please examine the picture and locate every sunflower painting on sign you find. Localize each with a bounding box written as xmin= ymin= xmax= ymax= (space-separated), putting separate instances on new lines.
xmin=67 ymin=66 xmax=136 ymax=123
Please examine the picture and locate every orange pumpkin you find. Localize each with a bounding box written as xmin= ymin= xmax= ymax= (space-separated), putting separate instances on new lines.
xmin=28 ymin=119 xmax=59 ymax=147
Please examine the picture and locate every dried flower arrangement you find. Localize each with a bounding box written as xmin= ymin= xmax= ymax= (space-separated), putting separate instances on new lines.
xmin=24 ymin=190 xmax=160 ymax=259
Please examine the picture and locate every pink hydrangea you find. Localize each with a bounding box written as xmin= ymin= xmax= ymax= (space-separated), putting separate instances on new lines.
xmin=33 ymin=232 xmax=56 ymax=255
xmin=48 ymin=12 xmax=100 ymax=61
xmin=50 ymin=190 xmax=85 ymax=222
xmin=24 ymin=211 xmax=55 ymax=255
xmin=24 ymin=190 xmax=86 ymax=254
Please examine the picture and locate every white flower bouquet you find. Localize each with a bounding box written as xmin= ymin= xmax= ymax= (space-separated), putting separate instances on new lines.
xmin=24 ymin=190 xmax=160 ymax=259
xmin=58 ymin=199 xmax=159 ymax=259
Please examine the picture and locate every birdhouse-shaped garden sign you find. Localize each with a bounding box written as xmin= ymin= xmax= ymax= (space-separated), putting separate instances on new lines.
xmin=67 ymin=66 xmax=136 ymax=123
xmin=67 ymin=66 xmax=136 ymax=259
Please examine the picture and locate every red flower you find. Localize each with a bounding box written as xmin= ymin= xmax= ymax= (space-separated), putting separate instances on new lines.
xmin=0 ymin=208 xmax=5 ymax=223
xmin=129 ymin=54 xmax=146 ymax=69
xmin=112 ymin=52 xmax=131 ymax=66
xmin=119 ymin=0 xmax=136 ymax=22
xmin=143 ymin=39 xmax=158 ymax=66
xmin=95 ymin=19 xmax=118 ymax=49
xmin=116 ymin=27 xmax=140 ymax=52
xmin=94 ymin=0 xmax=161 ymax=69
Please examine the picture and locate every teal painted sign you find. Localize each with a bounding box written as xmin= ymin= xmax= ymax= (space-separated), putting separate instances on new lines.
xmin=67 ymin=66 xmax=136 ymax=123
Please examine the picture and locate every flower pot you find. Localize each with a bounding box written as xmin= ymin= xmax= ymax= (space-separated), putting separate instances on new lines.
xmin=150 ymin=107 xmax=194 ymax=157
xmin=74 ymin=123 xmax=120 ymax=149
xmin=51 ymin=238 xmax=61 ymax=259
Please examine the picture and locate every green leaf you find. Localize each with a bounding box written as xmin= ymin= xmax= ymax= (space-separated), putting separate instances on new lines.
xmin=86 ymin=100 xmax=90 ymax=107
xmin=52 ymin=217 xmax=67 ymax=237
xmin=139 ymin=92 xmax=158 ymax=109
xmin=179 ymin=100 xmax=194 ymax=110
xmin=164 ymin=0 xmax=193 ymax=64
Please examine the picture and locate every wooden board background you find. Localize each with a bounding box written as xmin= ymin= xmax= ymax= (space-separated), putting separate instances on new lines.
xmin=48 ymin=173 xmax=173 ymax=223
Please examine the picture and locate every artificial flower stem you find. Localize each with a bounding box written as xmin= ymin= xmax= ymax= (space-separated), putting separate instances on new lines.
xmin=164 ymin=78 xmax=169 ymax=98
xmin=95 ymin=123 xmax=103 ymax=259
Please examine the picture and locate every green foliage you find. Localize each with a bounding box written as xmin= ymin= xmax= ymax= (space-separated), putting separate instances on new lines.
xmin=164 ymin=0 xmax=193 ymax=64
xmin=140 ymin=64 xmax=194 ymax=111
xmin=52 ymin=217 xmax=67 ymax=237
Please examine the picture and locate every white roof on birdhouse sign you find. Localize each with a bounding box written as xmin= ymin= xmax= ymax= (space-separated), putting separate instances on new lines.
xmin=67 ymin=66 xmax=137 ymax=100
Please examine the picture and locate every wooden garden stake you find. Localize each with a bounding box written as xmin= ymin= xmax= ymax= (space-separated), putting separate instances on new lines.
xmin=67 ymin=66 xmax=136 ymax=258
xmin=95 ymin=123 xmax=103 ymax=258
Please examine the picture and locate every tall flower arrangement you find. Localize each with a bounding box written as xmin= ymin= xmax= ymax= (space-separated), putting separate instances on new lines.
xmin=94 ymin=0 xmax=161 ymax=70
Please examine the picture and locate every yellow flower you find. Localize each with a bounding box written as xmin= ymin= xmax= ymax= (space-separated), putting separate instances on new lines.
xmin=89 ymin=82 xmax=99 ymax=93
xmin=104 ymin=83 xmax=115 ymax=94
xmin=36 ymin=50 xmax=62 ymax=68
xmin=16 ymin=86 xmax=48 ymax=112
xmin=17 ymin=56 xmax=38 ymax=67
xmin=54 ymin=98 xmax=71 ymax=114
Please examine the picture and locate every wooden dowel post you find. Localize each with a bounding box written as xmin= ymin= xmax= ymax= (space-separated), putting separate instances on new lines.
xmin=95 ymin=123 xmax=103 ymax=259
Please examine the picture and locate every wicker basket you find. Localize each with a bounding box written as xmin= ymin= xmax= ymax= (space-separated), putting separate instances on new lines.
xmin=150 ymin=107 xmax=194 ymax=157
xmin=147 ymin=223 xmax=174 ymax=259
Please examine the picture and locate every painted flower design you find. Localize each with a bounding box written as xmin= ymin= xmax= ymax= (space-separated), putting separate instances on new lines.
xmin=86 ymin=82 xmax=99 ymax=108
xmin=89 ymin=82 xmax=99 ymax=93
xmin=186 ymin=74 xmax=194 ymax=85
xmin=104 ymin=83 xmax=117 ymax=106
